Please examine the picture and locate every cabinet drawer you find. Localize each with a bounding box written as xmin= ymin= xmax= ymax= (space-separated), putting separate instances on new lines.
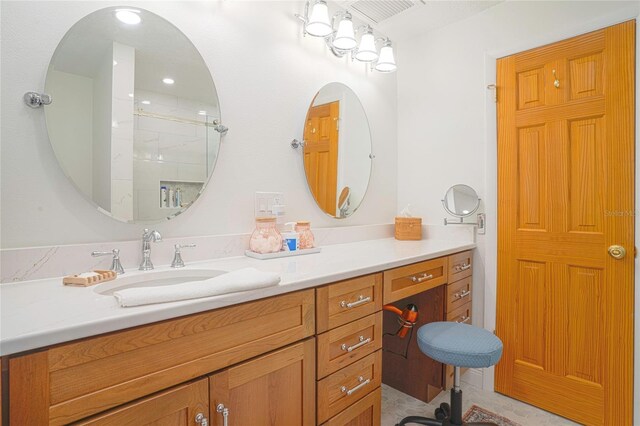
xmin=317 ymin=273 xmax=382 ymax=333
xmin=317 ymin=313 xmax=382 ymax=379
xmin=446 ymin=276 xmax=472 ymax=313
xmin=448 ymin=251 xmax=473 ymax=282
xmin=447 ymin=301 xmax=472 ymax=324
xmin=383 ymin=257 xmax=447 ymax=304
xmin=74 ymin=379 xmax=209 ymax=425
xmin=10 ymin=289 xmax=315 ymax=425
xmin=317 ymin=351 xmax=382 ymax=424
xmin=322 ymin=386 xmax=381 ymax=426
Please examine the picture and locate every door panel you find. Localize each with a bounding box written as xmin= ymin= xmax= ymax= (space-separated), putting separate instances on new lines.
xmin=496 ymin=21 xmax=635 ymax=426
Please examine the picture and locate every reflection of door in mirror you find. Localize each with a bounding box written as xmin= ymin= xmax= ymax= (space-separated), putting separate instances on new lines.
xmin=303 ymin=101 xmax=339 ymax=216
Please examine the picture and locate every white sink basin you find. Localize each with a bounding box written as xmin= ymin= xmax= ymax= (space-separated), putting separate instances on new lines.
xmin=94 ymin=269 xmax=227 ymax=295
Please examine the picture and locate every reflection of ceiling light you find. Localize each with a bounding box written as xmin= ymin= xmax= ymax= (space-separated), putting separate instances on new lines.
xmin=463 ymin=210 xmax=469 ymax=214
xmin=141 ymin=100 xmax=151 ymax=105
xmin=157 ymin=154 xmax=164 ymax=161
xmin=162 ymin=77 xmax=175 ymax=85
xmin=198 ymin=111 xmax=207 ymax=115
xmin=128 ymin=93 xmax=134 ymax=98
xmin=113 ymin=60 xmax=118 ymax=66
xmin=115 ymin=9 xmax=141 ymax=25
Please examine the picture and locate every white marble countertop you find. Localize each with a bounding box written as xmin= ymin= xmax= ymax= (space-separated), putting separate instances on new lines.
xmin=0 ymin=237 xmax=475 ymax=356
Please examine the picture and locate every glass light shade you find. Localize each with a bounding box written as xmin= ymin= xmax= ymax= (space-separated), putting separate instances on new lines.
xmin=355 ymin=32 xmax=378 ymax=62
xmin=332 ymin=17 xmax=357 ymax=50
xmin=375 ymin=43 xmax=397 ymax=72
xmin=305 ymin=1 xmax=332 ymax=37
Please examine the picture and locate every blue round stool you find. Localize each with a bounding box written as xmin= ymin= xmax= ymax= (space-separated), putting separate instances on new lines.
xmin=397 ymin=322 xmax=503 ymax=426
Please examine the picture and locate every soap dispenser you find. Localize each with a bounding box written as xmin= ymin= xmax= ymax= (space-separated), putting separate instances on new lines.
xmin=282 ymin=222 xmax=299 ymax=252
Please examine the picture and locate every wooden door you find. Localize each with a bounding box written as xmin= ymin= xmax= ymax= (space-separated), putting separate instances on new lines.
xmin=209 ymin=339 xmax=316 ymax=426
xmin=304 ymin=102 xmax=339 ymax=215
xmin=75 ymin=379 xmax=209 ymax=425
xmin=496 ymin=21 xmax=635 ymax=425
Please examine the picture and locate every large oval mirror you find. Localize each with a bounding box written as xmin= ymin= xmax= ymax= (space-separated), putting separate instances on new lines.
xmin=45 ymin=7 xmax=222 ymax=223
xmin=442 ymin=184 xmax=480 ymax=217
xmin=302 ymin=83 xmax=372 ymax=218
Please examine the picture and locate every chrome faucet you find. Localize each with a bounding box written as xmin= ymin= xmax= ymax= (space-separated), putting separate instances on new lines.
xmin=139 ymin=229 xmax=162 ymax=270
xmin=92 ymin=248 xmax=125 ymax=274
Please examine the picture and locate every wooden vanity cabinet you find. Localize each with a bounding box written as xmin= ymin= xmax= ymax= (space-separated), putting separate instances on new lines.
xmin=74 ymin=379 xmax=209 ymax=426
xmin=443 ymin=250 xmax=473 ymax=390
xmin=315 ymin=274 xmax=383 ymax=426
xmin=209 ymin=339 xmax=316 ymax=426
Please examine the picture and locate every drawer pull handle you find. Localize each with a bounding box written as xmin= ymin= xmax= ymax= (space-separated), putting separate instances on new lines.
xmin=455 ymin=290 xmax=471 ymax=299
xmin=341 ymin=376 xmax=371 ymax=396
xmin=216 ymin=404 xmax=229 ymax=426
xmin=340 ymin=295 xmax=371 ymax=309
xmin=457 ymin=315 xmax=470 ymax=324
xmin=341 ymin=335 xmax=371 ymax=352
xmin=411 ymin=273 xmax=433 ymax=283
xmin=196 ymin=412 xmax=209 ymax=426
xmin=455 ymin=263 xmax=471 ymax=271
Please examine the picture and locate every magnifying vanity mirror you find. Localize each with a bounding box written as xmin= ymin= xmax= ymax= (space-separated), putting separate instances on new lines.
xmin=45 ymin=7 xmax=222 ymax=223
xmin=300 ymin=82 xmax=372 ymax=218
xmin=442 ymin=184 xmax=484 ymax=229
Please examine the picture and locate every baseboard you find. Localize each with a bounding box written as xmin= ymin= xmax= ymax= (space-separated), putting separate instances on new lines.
xmin=461 ymin=368 xmax=483 ymax=388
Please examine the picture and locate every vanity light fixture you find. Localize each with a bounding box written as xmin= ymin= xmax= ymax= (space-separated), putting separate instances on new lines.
xmin=162 ymin=77 xmax=175 ymax=85
xmin=115 ymin=9 xmax=141 ymax=25
xmin=375 ymin=39 xmax=397 ymax=73
xmin=355 ymin=27 xmax=378 ymax=62
xmin=295 ymin=3 xmax=396 ymax=73
xmin=303 ymin=0 xmax=332 ymax=37
xmin=332 ymin=13 xmax=357 ymax=51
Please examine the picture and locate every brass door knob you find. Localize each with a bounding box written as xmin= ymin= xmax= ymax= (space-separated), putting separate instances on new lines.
xmin=608 ymin=245 xmax=626 ymax=259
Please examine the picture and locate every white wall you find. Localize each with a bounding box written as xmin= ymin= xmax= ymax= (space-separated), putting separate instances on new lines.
xmin=0 ymin=0 xmax=397 ymax=248
xmin=396 ymin=0 xmax=640 ymax=411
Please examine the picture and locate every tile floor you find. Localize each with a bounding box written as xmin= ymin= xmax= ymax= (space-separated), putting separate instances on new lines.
xmin=382 ymin=383 xmax=580 ymax=426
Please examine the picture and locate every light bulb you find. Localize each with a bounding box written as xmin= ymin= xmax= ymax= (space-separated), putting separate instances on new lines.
xmin=355 ymin=30 xmax=378 ymax=62
xmin=305 ymin=0 xmax=332 ymax=37
xmin=115 ymin=9 xmax=141 ymax=25
xmin=375 ymin=40 xmax=397 ymax=73
xmin=162 ymin=77 xmax=175 ymax=85
xmin=332 ymin=15 xmax=356 ymax=51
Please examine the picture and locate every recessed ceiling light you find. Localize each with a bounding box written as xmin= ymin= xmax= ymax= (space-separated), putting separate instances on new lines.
xmin=198 ymin=111 xmax=207 ymax=115
xmin=141 ymin=100 xmax=151 ymax=105
xmin=162 ymin=77 xmax=175 ymax=85
xmin=115 ymin=9 xmax=141 ymax=25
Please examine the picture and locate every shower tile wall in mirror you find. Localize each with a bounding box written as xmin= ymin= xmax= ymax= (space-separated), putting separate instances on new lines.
xmin=302 ymin=83 xmax=372 ymax=218
xmin=45 ymin=7 xmax=221 ymax=223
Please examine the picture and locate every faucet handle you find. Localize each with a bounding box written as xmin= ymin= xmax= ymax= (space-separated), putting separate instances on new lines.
xmin=92 ymin=249 xmax=125 ymax=275
xmin=172 ymin=244 xmax=196 ymax=268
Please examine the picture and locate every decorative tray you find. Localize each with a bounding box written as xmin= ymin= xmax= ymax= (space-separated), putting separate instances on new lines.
xmin=245 ymin=247 xmax=321 ymax=260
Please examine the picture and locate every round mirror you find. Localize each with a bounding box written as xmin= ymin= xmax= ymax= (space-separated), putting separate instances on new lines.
xmin=442 ymin=184 xmax=480 ymax=217
xmin=45 ymin=7 xmax=221 ymax=223
xmin=302 ymin=83 xmax=372 ymax=218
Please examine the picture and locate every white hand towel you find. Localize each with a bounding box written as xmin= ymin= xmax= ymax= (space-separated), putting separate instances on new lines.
xmin=114 ymin=267 xmax=281 ymax=307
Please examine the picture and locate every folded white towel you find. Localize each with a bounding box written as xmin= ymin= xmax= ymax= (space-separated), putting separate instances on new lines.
xmin=114 ymin=267 xmax=281 ymax=307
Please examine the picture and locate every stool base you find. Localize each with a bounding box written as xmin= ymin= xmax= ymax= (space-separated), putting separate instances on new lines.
xmin=396 ymin=389 xmax=497 ymax=426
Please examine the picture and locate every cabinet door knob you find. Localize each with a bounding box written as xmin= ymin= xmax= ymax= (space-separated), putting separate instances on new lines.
xmin=195 ymin=412 xmax=209 ymax=426
xmin=216 ymin=404 xmax=229 ymax=426
xmin=411 ymin=273 xmax=433 ymax=283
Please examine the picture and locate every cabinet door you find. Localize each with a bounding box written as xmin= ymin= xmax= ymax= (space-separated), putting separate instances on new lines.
xmin=209 ymin=339 xmax=316 ymax=426
xmin=75 ymin=379 xmax=209 ymax=426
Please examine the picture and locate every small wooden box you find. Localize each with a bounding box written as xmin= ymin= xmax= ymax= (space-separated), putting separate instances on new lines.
xmin=395 ymin=217 xmax=422 ymax=240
